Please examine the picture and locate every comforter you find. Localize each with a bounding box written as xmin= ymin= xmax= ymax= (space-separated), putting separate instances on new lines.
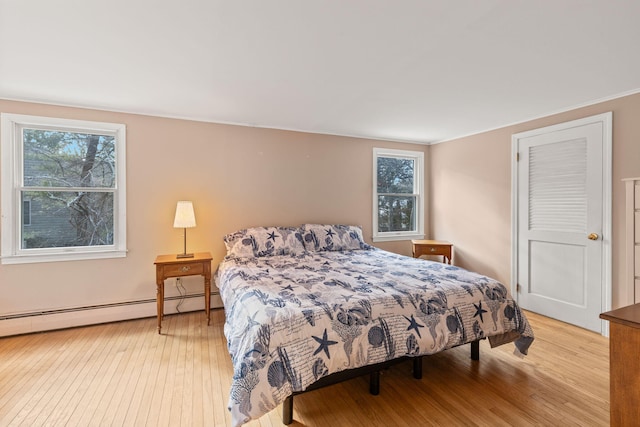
xmin=217 ymin=248 xmax=534 ymax=426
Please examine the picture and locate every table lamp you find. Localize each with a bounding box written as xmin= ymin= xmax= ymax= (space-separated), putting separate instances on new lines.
xmin=174 ymin=201 xmax=196 ymax=258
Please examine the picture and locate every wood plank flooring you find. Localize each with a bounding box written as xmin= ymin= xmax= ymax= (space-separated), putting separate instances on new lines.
xmin=0 ymin=309 xmax=609 ymax=426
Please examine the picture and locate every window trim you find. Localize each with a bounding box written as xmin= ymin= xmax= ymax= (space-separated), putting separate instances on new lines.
xmin=1 ymin=113 xmax=127 ymax=264
xmin=372 ymin=147 xmax=425 ymax=242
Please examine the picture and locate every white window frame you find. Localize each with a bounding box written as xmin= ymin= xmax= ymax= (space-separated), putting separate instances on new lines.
xmin=372 ymin=147 xmax=424 ymax=242
xmin=1 ymin=113 xmax=127 ymax=264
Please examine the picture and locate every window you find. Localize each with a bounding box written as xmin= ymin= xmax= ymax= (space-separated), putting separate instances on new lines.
xmin=373 ymin=148 xmax=424 ymax=242
xmin=1 ymin=114 xmax=127 ymax=264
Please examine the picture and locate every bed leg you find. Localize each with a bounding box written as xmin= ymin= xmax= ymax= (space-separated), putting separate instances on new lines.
xmin=413 ymin=356 xmax=423 ymax=379
xmin=471 ymin=340 xmax=480 ymax=361
xmin=369 ymin=371 xmax=380 ymax=395
xmin=283 ymin=395 xmax=293 ymax=425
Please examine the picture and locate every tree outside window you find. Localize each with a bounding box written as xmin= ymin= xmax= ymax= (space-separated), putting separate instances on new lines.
xmin=377 ymin=156 xmax=416 ymax=232
xmin=22 ymin=129 xmax=115 ymax=249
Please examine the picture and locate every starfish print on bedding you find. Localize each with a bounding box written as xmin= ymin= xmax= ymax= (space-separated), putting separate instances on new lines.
xmin=312 ymin=328 xmax=338 ymax=359
xmin=242 ymin=312 xmax=260 ymax=335
xmin=325 ymin=228 xmax=336 ymax=237
xmin=473 ymin=301 xmax=488 ymax=322
xmin=267 ymin=231 xmax=278 ymax=241
xmin=404 ymin=314 xmax=425 ymax=338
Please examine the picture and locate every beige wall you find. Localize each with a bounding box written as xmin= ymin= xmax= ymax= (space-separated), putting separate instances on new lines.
xmin=0 ymin=99 xmax=427 ymax=323
xmin=429 ymin=92 xmax=640 ymax=310
xmin=5 ymin=90 xmax=637 ymax=328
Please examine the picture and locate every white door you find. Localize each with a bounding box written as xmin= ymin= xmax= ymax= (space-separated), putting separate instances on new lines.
xmin=512 ymin=113 xmax=611 ymax=333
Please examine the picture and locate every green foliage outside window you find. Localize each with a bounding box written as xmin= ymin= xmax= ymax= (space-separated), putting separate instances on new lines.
xmin=21 ymin=129 xmax=116 ymax=249
xmin=376 ymin=157 xmax=416 ymax=233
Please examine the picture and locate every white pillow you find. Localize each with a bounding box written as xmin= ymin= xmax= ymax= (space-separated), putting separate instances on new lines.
xmin=301 ymin=224 xmax=370 ymax=252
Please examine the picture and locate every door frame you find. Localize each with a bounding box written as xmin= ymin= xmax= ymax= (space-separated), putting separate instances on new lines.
xmin=510 ymin=112 xmax=613 ymax=336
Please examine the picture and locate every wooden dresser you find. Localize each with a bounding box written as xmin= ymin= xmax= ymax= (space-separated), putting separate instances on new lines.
xmin=600 ymin=303 xmax=640 ymax=426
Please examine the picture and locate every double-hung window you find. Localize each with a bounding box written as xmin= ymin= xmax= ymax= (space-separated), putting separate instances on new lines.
xmin=1 ymin=113 xmax=127 ymax=264
xmin=373 ymin=148 xmax=424 ymax=242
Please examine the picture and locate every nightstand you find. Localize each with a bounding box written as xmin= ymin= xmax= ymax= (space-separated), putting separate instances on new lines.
xmin=154 ymin=252 xmax=213 ymax=334
xmin=412 ymin=240 xmax=453 ymax=265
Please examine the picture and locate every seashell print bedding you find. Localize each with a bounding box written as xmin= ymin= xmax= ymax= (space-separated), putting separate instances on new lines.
xmin=217 ymin=248 xmax=534 ymax=426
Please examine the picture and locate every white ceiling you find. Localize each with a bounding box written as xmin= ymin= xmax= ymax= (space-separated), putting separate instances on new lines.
xmin=1 ymin=1 xmax=640 ymax=144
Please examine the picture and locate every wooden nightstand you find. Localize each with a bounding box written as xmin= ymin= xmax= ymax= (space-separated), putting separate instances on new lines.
xmin=154 ymin=252 xmax=213 ymax=334
xmin=412 ymin=240 xmax=453 ymax=264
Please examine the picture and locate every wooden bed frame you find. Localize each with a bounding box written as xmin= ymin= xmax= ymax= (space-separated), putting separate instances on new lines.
xmin=281 ymin=340 xmax=480 ymax=424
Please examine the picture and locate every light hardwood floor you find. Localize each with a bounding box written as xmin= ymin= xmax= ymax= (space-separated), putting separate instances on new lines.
xmin=0 ymin=309 xmax=609 ymax=426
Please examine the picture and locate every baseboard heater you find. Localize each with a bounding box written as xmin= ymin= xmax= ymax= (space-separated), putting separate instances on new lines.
xmin=0 ymin=292 xmax=222 ymax=337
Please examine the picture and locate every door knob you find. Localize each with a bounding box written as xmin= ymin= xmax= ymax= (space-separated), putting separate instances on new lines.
xmin=588 ymin=233 xmax=599 ymax=241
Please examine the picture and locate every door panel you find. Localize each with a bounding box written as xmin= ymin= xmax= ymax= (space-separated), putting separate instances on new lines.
xmin=514 ymin=116 xmax=609 ymax=333
xmin=529 ymin=241 xmax=585 ymax=306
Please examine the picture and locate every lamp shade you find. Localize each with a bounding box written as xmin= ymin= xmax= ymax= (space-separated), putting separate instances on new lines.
xmin=173 ymin=201 xmax=196 ymax=228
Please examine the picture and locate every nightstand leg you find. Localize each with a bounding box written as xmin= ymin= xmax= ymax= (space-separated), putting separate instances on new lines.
xmin=156 ymin=281 xmax=164 ymax=334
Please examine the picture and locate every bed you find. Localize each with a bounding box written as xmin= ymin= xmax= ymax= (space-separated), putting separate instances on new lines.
xmin=217 ymin=224 xmax=534 ymax=426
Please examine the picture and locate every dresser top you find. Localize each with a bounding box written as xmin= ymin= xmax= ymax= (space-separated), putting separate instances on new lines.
xmin=600 ymin=303 xmax=640 ymax=329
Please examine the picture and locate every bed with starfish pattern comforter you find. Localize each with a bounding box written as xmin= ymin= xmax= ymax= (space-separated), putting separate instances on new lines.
xmin=217 ymin=236 xmax=534 ymax=426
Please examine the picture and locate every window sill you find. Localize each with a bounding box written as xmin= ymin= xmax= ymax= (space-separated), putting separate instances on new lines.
xmin=1 ymin=249 xmax=127 ymax=265
xmin=372 ymin=233 xmax=425 ymax=243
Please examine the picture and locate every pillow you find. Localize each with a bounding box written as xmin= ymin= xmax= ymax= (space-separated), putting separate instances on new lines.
xmin=224 ymin=226 xmax=306 ymax=258
xmin=301 ymin=224 xmax=370 ymax=252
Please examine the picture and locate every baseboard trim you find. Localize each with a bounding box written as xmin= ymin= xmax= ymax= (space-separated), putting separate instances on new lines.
xmin=0 ymin=293 xmax=223 ymax=337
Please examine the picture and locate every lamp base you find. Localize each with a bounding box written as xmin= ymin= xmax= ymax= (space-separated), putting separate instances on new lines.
xmin=176 ymin=253 xmax=194 ymax=259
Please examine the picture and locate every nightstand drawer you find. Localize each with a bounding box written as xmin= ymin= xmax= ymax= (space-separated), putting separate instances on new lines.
xmin=418 ymin=246 xmax=450 ymax=257
xmin=163 ymin=262 xmax=204 ymax=277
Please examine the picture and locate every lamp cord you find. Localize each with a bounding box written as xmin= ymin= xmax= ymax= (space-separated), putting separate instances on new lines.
xmin=176 ymin=279 xmax=187 ymax=313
